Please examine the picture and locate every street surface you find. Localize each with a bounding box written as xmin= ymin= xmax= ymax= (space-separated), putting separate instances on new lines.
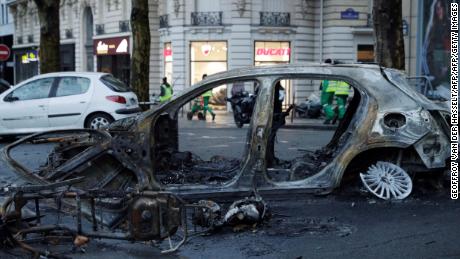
xmin=0 ymin=121 xmax=458 ymax=259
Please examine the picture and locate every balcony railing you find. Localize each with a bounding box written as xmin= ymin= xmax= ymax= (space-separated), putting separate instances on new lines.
xmin=159 ymin=14 xmax=169 ymax=28
xmin=260 ymin=12 xmax=290 ymax=27
xmin=191 ymin=12 xmax=222 ymax=26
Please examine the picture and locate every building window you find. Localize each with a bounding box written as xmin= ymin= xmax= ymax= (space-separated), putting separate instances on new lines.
xmin=164 ymin=42 xmax=172 ymax=82
xmin=190 ymin=41 xmax=227 ymax=107
xmin=357 ymin=44 xmax=374 ymax=62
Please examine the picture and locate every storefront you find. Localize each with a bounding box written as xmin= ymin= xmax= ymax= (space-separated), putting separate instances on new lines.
xmin=94 ymin=36 xmax=130 ymax=85
xmin=164 ymin=42 xmax=173 ymax=83
xmin=14 ymin=47 xmax=39 ymax=84
xmin=254 ymin=41 xmax=291 ymax=106
xmin=190 ymin=41 xmax=227 ymax=108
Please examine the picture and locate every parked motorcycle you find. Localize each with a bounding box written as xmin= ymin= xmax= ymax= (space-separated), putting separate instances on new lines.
xmin=295 ymin=93 xmax=322 ymax=119
xmin=226 ymin=91 xmax=256 ymax=128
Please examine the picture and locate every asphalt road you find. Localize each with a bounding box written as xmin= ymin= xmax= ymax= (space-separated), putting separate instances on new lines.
xmin=0 ymin=126 xmax=458 ymax=259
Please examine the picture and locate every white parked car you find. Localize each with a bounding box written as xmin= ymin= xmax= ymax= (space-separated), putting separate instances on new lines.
xmin=0 ymin=72 xmax=141 ymax=136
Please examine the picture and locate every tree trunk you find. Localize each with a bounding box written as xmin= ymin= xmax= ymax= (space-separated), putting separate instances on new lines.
xmin=34 ymin=0 xmax=60 ymax=73
xmin=372 ymin=0 xmax=405 ymax=70
xmin=131 ymin=0 xmax=151 ymax=106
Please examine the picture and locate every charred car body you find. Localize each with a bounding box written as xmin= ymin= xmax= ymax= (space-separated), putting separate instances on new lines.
xmin=0 ymin=64 xmax=451 ymax=255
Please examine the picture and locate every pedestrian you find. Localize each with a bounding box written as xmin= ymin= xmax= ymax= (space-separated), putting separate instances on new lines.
xmin=201 ymin=74 xmax=216 ymax=121
xmin=333 ymin=81 xmax=350 ymax=121
xmin=159 ymin=77 xmax=173 ymax=103
xmin=320 ymin=59 xmax=336 ymax=124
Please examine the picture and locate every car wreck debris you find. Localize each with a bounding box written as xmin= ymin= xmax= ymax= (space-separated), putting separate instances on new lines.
xmin=360 ymin=161 xmax=413 ymax=200
xmin=0 ymin=180 xmax=220 ymax=257
xmin=224 ymin=197 xmax=267 ymax=226
xmin=0 ymin=179 xmax=270 ymax=257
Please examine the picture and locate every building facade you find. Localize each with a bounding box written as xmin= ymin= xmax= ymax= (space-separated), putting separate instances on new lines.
xmin=7 ymin=0 xmax=447 ymax=104
xmin=8 ymin=0 xmax=133 ymax=84
xmin=154 ymin=0 xmax=376 ymax=106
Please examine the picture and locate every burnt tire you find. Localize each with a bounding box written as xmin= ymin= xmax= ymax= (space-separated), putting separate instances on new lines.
xmin=85 ymin=113 xmax=114 ymax=129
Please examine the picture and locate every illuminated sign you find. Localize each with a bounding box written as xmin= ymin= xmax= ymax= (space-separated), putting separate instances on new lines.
xmin=256 ymin=48 xmax=291 ymax=56
xmin=20 ymin=50 xmax=39 ymax=64
xmin=94 ymin=37 xmax=130 ymax=55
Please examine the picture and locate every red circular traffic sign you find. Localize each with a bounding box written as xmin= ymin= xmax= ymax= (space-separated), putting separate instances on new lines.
xmin=0 ymin=44 xmax=11 ymax=61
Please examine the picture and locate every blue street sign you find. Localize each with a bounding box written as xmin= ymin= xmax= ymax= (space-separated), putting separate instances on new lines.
xmin=341 ymin=8 xmax=359 ymax=20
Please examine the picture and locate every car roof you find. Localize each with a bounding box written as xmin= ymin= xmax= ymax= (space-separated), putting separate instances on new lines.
xmin=13 ymin=72 xmax=111 ymax=87
xmin=35 ymin=72 xmax=109 ymax=78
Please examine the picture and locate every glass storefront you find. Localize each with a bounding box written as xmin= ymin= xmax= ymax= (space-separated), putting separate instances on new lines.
xmin=164 ymin=42 xmax=173 ymax=83
xmin=254 ymin=41 xmax=291 ymax=106
xmin=14 ymin=48 xmax=39 ymax=84
xmin=190 ymin=41 xmax=227 ymax=108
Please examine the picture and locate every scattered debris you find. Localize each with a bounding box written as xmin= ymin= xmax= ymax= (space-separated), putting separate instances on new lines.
xmin=224 ymin=197 xmax=267 ymax=227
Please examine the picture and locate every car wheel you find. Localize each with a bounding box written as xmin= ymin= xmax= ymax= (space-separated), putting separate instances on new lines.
xmin=85 ymin=113 xmax=114 ymax=129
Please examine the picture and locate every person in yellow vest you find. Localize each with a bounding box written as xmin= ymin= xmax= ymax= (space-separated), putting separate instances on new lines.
xmin=201 ymin=74 xmax=216 ymax=121
xmin=159 ymin=77 xmax=173 ymax=103
xmin=334 ymin=81 xmax=350 ymax=120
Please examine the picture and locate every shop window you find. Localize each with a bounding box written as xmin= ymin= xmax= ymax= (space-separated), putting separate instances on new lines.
xmin=357 ymin=44 xmax=374 ymax=62
xmin=164 ymin=42 xmax=173 ymax=82
xmin=254 ymin=41 xmax=291 ymax=107
xmin=190 ymin=41 xmax=227 ymax=108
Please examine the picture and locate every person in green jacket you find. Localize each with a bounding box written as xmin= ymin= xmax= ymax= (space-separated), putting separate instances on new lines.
xmin=334 ymin=81 xmax=350 ymax=120
xmin=159 ymin=77 xmax=173 ymax=103
xmin=320 ymin=80 xmax=350 ymax=124
xmin=200 ymin=74 xmax=216 ymax=121
xmin=320 ymin=79 xmax=336 ymax=124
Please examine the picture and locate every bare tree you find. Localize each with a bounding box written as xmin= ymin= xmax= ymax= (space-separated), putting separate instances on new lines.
xmin=372 ymin=0 xmax=405 ymax=70
xmin=130 ymin=0 xmax=151 ymax=106
xmin=34 ymin=0 xmax=60 ymax=73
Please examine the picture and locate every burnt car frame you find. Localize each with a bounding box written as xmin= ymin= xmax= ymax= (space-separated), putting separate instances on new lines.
xmin=1 ymin=64 xmax=451 ymax=200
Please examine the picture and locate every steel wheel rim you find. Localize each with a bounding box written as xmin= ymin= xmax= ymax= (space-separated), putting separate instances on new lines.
xmin=360 ymin=161 xmax=412 ymax=200
xmin=90 ymin=117 xmax=110 ymax=129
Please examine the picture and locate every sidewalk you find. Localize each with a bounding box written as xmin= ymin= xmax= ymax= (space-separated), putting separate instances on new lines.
xmin=178 ymin=111 xmax=337 ymax=130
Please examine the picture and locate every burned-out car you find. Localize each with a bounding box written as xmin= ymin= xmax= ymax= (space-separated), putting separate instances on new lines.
xmin=2 ymin=64 xmax=451 ymax=199
xmin=0 ymin=64 xmax=451 ymax=255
